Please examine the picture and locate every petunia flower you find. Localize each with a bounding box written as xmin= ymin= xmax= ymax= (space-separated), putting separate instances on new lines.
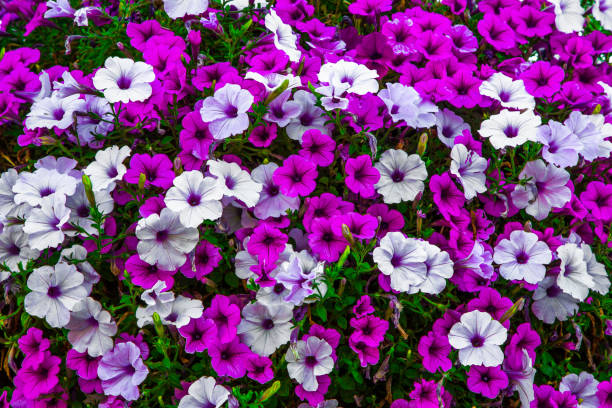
xmin=493 ymin=230 xmax=552 ymax=284
xmin=273 ymin=155 xmax=318 ymax=197
xmin=177 ymin=376 xmax=229 ymax=408
xmin=374 ymin=149 xmax=427 ymax=204
xmin=66 ymin=297 xmax=117 ymax=357
xmin=531 ymin=276 xmax=579 ymax=324
xmin=207 ymin=159 xmax=262 ymax=207
xmin=537 ymin=120 xmax=583 ymax=168
xmin=200 ymin=84 xmax=254 ymax=140
xmin=93 ymin=57 xmax=155 ymax=103
xmin=479 ymin=109 xmax=541 ymax=149
xmin=251 ymin=162 xmax=301 ymax=219
xmin=178 ymin=316 xmax=217 ymax=353
xmin=344 ymin=155 xmax=380 ymax=197
xmin=237 ymin=301 xmax=293 ymax=356
xmin=299 ymin=130 xmax=336 ymax=167
xmin=13 ymin=167 xmax=78 ymax=207
xmin=479 ymin=72 xmax=535 ymax=110
xmin=265 ymin=9 xmax=301 ymax=62
xmin=449 ymin=144 xmax=487 ymax=200
xmin=208 ymin=337 xmax=252 ymax=379
xmin=286 ymin=336 xmax=334 ymax=392
xmin=373 ymin=232 xmax=427 ymax=292
xmin=164 ymin=170 xmax=223 ymax=227
xmin=318 ymin=60 xmax=379 ymax=95
xmin=84 ymin=145 xmax=131 ymax=192
xmin=549 ymin=0 xmax=584 ymax=33
xmin=418 ymin=331 xmax=452 ymax=373
xmin=25 ymin=93 xmax=85 ymax=130
xmin=467 ymin=365 xmax=509 ymax=399
xmin=97 ymin=342 xmax=149 ymax=401
xmin=448 ymin=310 xmax=508 ymax=367
xmin=163 ymin=0 xmax=208 ymax=19
xmin=556 ymin=243 xmax=593 ymax=301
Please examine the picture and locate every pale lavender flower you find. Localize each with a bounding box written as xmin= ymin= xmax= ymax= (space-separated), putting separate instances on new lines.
xmin=556 ymin=243 xmax=593 ymax=301
xmin=163 ymin=0 xmax=208 ymax=19
xmin=93 ymin=57 xmax=155 ymax=103
xmin=537 ymin=120 xmax=583 ymax=168
xmin=375 ymin=149 xmax=427 ymax=204
xmin=160 ymin=295 xmax=204 ymax=328
xmin=532 ymin=276 xmax=579 ymax=324
xmin=251 ymin=163 xmax=300 ymax=220
xmin=24 ymin=263 xmax=87 ymax=328
xmin=165 ymin=170 xmax=223 ymax=227
xmin=178 ymin=376 xmax=230 ymax=408
xmin=84 ymin=145 xmax=131 ymax=192
xmin=455 ymin=241 xmax=494 ymax=279
xmin=264 ymin=90 xmax=301 ymax=127
xmin=0 ymin=169 xmax=19 ymax=215
xmin=373 ymin=232 xmax=427 ymax=292
xmin=0 ymin=226 xmax=40 ymax=270
xmin=549 ymin=0 xmax=584 ymax=33
xmin=97 ymin=341 xmax=149 ymax=401
xmin=450 ymin=144 xmax=488 ymax=200
xmin=66 ymin=183 xmax=114 ymax=235
xmin=237 ymin=301 xmax=293 ymax=356
xmin=479 ymin=73 xmax=535 ymax=110
xmin=274 ymin=250 xmax=325 ymax=305
xmin=44 ymin=0 xmax=76 ymax=18
xmin=135 ymin=208 xmax=199 ymax=270
xmin=23 ymin=196 xmax=71 ymax=250
xmin=25 ymin=93 xmax=85 ymax=130
xmin=503 ymin=350 xmax=536 ymax=408
xmin=560 ymin=372 xmax=599 ymax=408
xmin=406 ymin=240 xmax=454 ymax=295
xmin=493 ymin=230 xmax=552 ymax=284
xmin=581 ymin=243 xmax=610 ymax=295
xmin=448 ymin=310 xmax=507 ymax=367
xmin=564 ymin=111 xmax=612 ymax=162
xmin=76 ymin=96 xmax=114 ymax=147
xmin=435 ymin=108 xmax=470 ymax=147
xmin=207 ymin=160 xmax=262 ymax=208
xmin=60 ymin=245 xmax=100 ymax=293
xmin=244 ymin=72 xmax=302 ymax=94
xmin=318 ymin=60 xmax=379 ymax=95
xmin=316 ymin=78 xmax=350 ymax=111
xmin=377 ymin=83 xmax=421 ymax=124
xmin=53 ymin=71 xmax=89 ymax=98
xmin=265 ymin=10 xmax=301 ymax=62
xmin=13 ymin=167 xmax=78 ymax=207
xmin=66 ymin=297 xmax=117 ymax=357
xmin=511 ymin=160 xmax=572 ymax=221
xmin=286 ymin=90 xmax=331 ymax=142
xmin=34 ymin=155 xmax=78 ymax=175
xmin=200 ymin=84 xmax=254 ymax=140
xmin=286 ymin=336 xmax=334 ymax=392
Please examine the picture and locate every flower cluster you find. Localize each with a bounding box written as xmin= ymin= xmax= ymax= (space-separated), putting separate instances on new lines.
xmin=0 ymin=0 xmax=611 ymax=406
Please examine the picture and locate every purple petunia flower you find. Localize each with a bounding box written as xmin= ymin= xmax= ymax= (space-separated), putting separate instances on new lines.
xmin=299 ymin=130 xmax=336 ymax=167
xmin=417 ymin=331 xmax=452 ymax=373
xmin=97 ymin=341 xmax=149 ymax=401
xmin=208 ymin=337 xmax=252 ymax=378
xmin=178 ymin=316 xmax=217 ymax=353
xmin=273 ymin=155 xmax=318 ymax=197
xmin=13 ymin=350 xmax=61 ymax=399
xmin=345 ymin=155 xmax=380 ymax=197
xmin=467 ymin=365 xmax=509 ymax=399
xmin=349 ymin=315 xmax=388 ymax=347
xmin=251 ymin=162 xmax=301 ymax=219
xmin=203 ymin=294 xmax=241 ymax=343
xmin=124 ymin=153 xmax=175 ymax=189
xmin=248 ymin=223 xmax=288 ymax=264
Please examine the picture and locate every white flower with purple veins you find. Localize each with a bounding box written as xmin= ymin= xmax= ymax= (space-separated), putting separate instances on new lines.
xmin=455 ymin=241 xmax=494 ymax=279
xmin=44 ymin=0 xmax=75 ymax=18
xmin=448 ymin=310 xmax=508 ymax=367
xmin=23 ymin=196 xmax=71 ymax=250
xmin=76 ymin=96 xmax=114 ymax=147
xmin=316 ymin=76 xmax=350 ymax=111
xmin=264 ymin=90 xmax=301 ymax=127
xmin=25 ymin=93 xmax=85 ymax=130
xmin=0 ymin=226 xmax=40 ymax=270
xmin=178 ymin=376 xmax=230 ymax=408
xmin=560 ymin=372 xmax=600 ymax=408
xmin=594 ymin=0 xmax=612 ymax=30
xmin=531 ymin=276 xmax=579 ymax=324
xmin=135 ymin=208 xmax=199 ymax=270
xmin=257 ymin=284 xmax=291 ymax=307
xmin=581 ymin=243 xmax=610 ymax=295
xmin=549 ymin=0 xmax=584 ymax=33
xmin=479 ymin=73 xmax=535 ymax=110
xmin=479 ymin=109 xmax=541 ymax=149
xmin=165 ymin=170 xmax=224 ymax=228
xmin=84 ymin=145 xmax=131 ymax=192
xmin=13 ymin=167 xmax=78 ymax=207
xmin=374 ymin=149 xmax=427 ymax=204
xmin=435 ymin=108 xmax=470 ymax=148
xmin=556 ymin=243 xmax=594 ymax=301
xmin=207 ymin=160 xmax=262 ymax=208
xmin=93 ymin=57 xmax=155 ymax=103
xmin=503 ymin=350 xmax=536 ymax=408
xmin=274 ymin=250 xmax=325 ymax=305
xmin=564 ymin=111 xmax=612 ymax=161
xmin=537 ymin=120 xmax=583 ymax=168
xmin=237 ymin=301 xmax=293 ymax=356
xmin=60 ymin=245 xmax=100 ymax=293
xmin=66 ymin=297 xmax=117 ymax=357
xmin=163 ymin=0 xmax=208 ymax=19
xmin=245 ymin=72 xmax=302 ymax=94
xmin=66 ymin=183 xmax=114 ymax=235
xmin=373 ymin=232 xmax=428 ymax=292
xmin=265 ymin=9 xmax=301 ymax=62
xmin=406 ymin=240 xmax=454 ymax=295
xmin=24 ymin=263 xmax=87 ymax=328
xmin=286 ymin=90 xmax=331 ymax=142
xmin=251 ymin=163 xmax=300 ymax=220
xmin=286 ymin=336 xmax=334 ymax=392
xmin=450 ymin=144 xmax=488 ymax=200
xmin=136 ymin=281 xmax=175 ymax=328
xmin=511 ymin=159 xmax=572 ymax=221
xmin=493 ymin=230 xmax=552 ymax=284
xmin=0 ymin=169 xmax=19 ymax=215
xmin=379 ymin=83 xmax=437 ymax=128
xmin=318 ymin=60 xmax=379 ymax=95
xmin=160 ymin=295 xmax=204 ymax=328
xmin=200 ymin=84 xmax=254 ymax=140
xmin=53 ymin=71 xmax=88 ymax=98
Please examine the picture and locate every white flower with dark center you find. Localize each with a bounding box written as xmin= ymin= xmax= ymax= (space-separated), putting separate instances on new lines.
xmin=135 ymin=208 xmax=199 ymax=270
xmin=493 ymin=230 xmax=552 ymax=284
xmin=23 ymin=196 xmax=71 ymax=250
xmin=479 ymin=73 xmax=535 ymax=110
xmin=581 ymin=243 xmax=610 ymax=295
xmin=207 ymin=160 xmax=262 ymax=208
xmin=244 ymin=72 xmax=302 ymax=94
xmin=178 ymin=376 xmax=230 ymax=408
xmin=25 ymin=93 xmax=85 ymax=130
xmin=0 ymin=226 xmax=40 ymax=271
xmin=66 ymin=297 xmax=117 ymax=357
xmin=60 ymin=245 xmax=100 ymax=293
xmin=237 ymin=301 xmax=293 ymax=356
xmin=0 ymin=169 xmax=19 ymax=216
xmin=448 ymin=310 xmax=508 ymax=366
xmin=13 ymin=167 xmax=78 ymax=207
xmin=318 ymin=60 xmax=379 ymax=95
xmin=373 ymin=232 xmax=428 ymax=292
xmin=286 ymin=90 xmax=331 ymax=142
xmin=532 ymin=276 xmax=579 ymax=324
xmin=251 ymin=163 xmax=300 ymax=220
xmin=265 ymin=9 xmax=301 ymax=62
xmin=450 ymin=144 xmax=488 ymax=200
xmin=76 ymin=96 xmax=115 ymax=147
xmin=84 ymin=145 xmax=131 ymax=192
xmin=163 ymin=0 xmax=208 ymax=19
xmin=66 ymin=183 xmax=114 ymax=235
xmin=556 ymin=243 xmax=594 ymax=301
xmin=374 ymin=149 xmax=427 ymax=204
xmin=549 ymin=0 xmax=584 ymax=33
xmin=406 ymin=240 xmax=454 ymax=295
xmin=135 ymin=281 xmax=175 ymax=328
xmin=93 ymin=57 xmax=155 ymax=103
xmin=160 ymin=295 xmax=204 ymax=328
xmin=165 ymin=170 xmax=224 ymax=227
xmin=479 ymin=109 xmax=541 ymax=149
xmin=435 ymin=108 xmax=470 ymax=147
xmin=24 ymin=263 xmax=88 ymax=328
xmin=286 ymin=336 xmax=334 ymax=392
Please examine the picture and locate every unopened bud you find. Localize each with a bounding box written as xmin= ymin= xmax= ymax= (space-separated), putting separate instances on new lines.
xmin=337 ymin=245 xmax=350 ymax=269
xmin=417 ymin=132 xmax=428 ymax=156
xmin=259 ymin=380 xmax=281 ymax=402
xmin=81 ymin=174 xmax=96 ymax=209
xmin=593 ymin=104 xmax=602 ymax=114
xmin=173 ymin=156 xmax=182 ymax=176
xmin=40 ymin=136 xmax=57 ymax=145
xmin=499 ymin=297 xmax=525 ymax=323
xmin=138 ymin=172 xmax=147 ymax=191
xmin=341 ymin=224 xmax=356 ymax=247
xmin=152 ymin=312 xmax=164 ymax=337
xmin=264 ymin=79 xmax=290 ymax=105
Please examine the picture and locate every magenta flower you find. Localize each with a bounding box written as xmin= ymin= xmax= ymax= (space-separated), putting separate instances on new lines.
xmin=178 ymin=316 xmax=217 ymax=353
xmin=520 ymin=61 xmax=564 ymax=98
xmin=202 ymin=294 xmax=241 ymax=343
xmin=66 ymin=349 xmax=100 ymax=380
xmin=247 ymin=223 xmax=288 ymax=264
xmin=417 ymin=331 xmax=452 ymax=373
xmin=17 ymin=327 xmax=50 ymax=366
xmin=124 ymin=153 xmax=175 ymax=189
xmin=179 ymin=240 xmax=222 ymax=281
xmin=353 ymin=295 xmax=375 ymax=317
xmin=349 ymin=337 xmax=380 ymax=367
xmin=13 ymin=351 xmax=61 ymax=399
xmin=125 ymin=254 xmax=175 ymax=290
xmin=208 ymin=337 xmax=252 ymax=379
xmin=580 ymin=181 xmax=612 ymax=223
xmin=308 ymin=219 xmax=348 ymax=262
xmin=299 ymin=130 xmax=336 ymax=167
xmin=345 ymin=155 xmax=380 ymax=197
xmin=429 ymin=172 xmax=465 ymax=219
xmin=349 ymin=315 xmax=388 ymax=347
xmin=246 ymin=354 xmax=274 ymax=384
xmin=273 ymin=155 xmax=318 ymax=197
xmin=467 ymin=365 xmax=509 ymax=399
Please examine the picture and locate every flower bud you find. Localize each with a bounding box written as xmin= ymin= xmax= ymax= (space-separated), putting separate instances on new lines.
xmin=417 ymin=132 xmax=428 ymax=156
xmin=152 ymin=312 xmax=164 ymax=338
xmin=341 ymin=224 xmax=355 ymax=247
xmin=81 ymin=173 xmax=97 ymax=209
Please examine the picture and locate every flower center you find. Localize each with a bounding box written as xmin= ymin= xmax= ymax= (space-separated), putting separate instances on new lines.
xmin=156 ymin=230 xmax=169 ymax=242
xmin=516 ymin=251 xmax=529 ymax=264
xmin=391 ymin=170 xmax=405 ymax=183
xmin=187 ymin=193 xmax=201 ymax=207
xmin=305 ymin=355 xmax=318 ymax=367
xmin=262 ymin=319 xmax=275 ymax=330
xmin=470 ymin=334 xmax=484 ymax=348
xmin=225 ymin=105 xmax=239 ymax=118
xmin=47 ymin=286 xmax=61 ymax=298
xmin=117 ymin=76 xmax=132 ymax=90
xmin=53 ymin=109 xmax=65 ymax=121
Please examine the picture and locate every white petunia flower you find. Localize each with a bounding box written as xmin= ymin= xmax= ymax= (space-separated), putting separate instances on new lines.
xmin=22 ymin=196 xmax=71 ymax=250
xmin=435 ymin=108 xmax=470 ymax=148
xmin=207 ymin=160 xmax=262 ymax=208
xmin=556 ymin=243 xmax=594 ymax=301
xmin=25 ymin=93 xmax=85 ymax=130
xmin=406 ymin=240 xmax=454 ymax=295
xmin=0 ymin=169 xmax=19 ymax=216
xmin=165 ymin=170 xmax=224 ymax=227
xmin=373 ymin=232 xmax=428 ymax=292
xmin=479 ymin=73 xmax=535 ymax=110
xmin=581 ymin=243 xmax=610 ymax=295
xmin=66 ymin=297 xmax=117 ymax=357
xmin=318 ymin=60 xmax=379 ymax=95
xmin=548 ymin=0 xmax=584 ymax=33
xmin=60 ymin=245 xmax=100 ymax=294
xmin=237 ymin=301 xmax=293 ymax=356
xmin=374 ymin=149 xmax=427 ymax=204
xmin=479 ymin=109 xmax=541 ymax=149
xmin=286 ymin=90 xmax=331 ymax=142
xmin=178 ymin=376 xmax=230 ymax=408
xmin=160 ymin=295 xmax=204 ymax=328
xmin=0 ymin=226 xmax=40 ymax=271
xmin=13 ymin=167 xmax=78 ymax=207
xmin=93 ymin=57 xmax=155 ymax=103
xmin=532 ymin=276 xmax=579 ymax=324
xmin=286 ymin=336 xmax=334 ymax=392
xmin=493 ymin=230 xmax=552 ymax=284
xmin=448 ymin=310 xmax=507 ymax=367
xmin=163 ymin=0 xmax=208 ymax=19
xmin=265 ymin=9 xmax=301 ymax=62
xmin=66 ymin=183 xmax=114 ymax=235
xmin=135 ymin=208 xmax=199 ymax=270
xmin=84 ymin=145 xmax=131 ymax=192
xmin=449 ymin=144 xmax=488 ymax=200
xmin=24 ymin=263 xmax=88 ymax=328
